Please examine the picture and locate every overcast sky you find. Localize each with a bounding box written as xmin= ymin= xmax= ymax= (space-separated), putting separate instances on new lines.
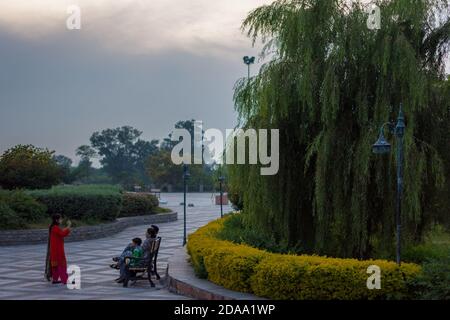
xmin=0 ymin=0 xmax=271 ymax=163
xmin=1 ymin=1 xmax=448 ymax=165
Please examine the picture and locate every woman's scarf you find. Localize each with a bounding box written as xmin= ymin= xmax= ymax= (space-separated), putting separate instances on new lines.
xmin=44 ymin=224 xmax=55 ymax=281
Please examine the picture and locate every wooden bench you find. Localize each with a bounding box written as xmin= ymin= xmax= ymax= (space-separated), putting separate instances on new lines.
xmin=123 ymin=237 xmax=162 ymax=288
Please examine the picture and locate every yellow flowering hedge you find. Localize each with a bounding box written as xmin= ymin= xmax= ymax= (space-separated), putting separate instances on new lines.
xmin=187 ymin=216 xmax=421 ymax=300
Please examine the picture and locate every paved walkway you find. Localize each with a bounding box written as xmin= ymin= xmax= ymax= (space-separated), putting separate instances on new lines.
xmin=0 ymin=193 xmax=230 ymax=300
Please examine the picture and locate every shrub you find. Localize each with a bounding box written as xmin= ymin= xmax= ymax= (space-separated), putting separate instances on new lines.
xmin=228 ymin=192 xmax=244 ymax=211
xmin=28 ymin=185 xmax=122 ymax=221
xmin=251 ymin=254 xmax=420 ymax=300
xmin=187 ymin=220 xmax=225 ymax=279
xmin=187 ymin=215 xmax=421 ymax=300
xmin=205 ymin=244 xmax=267 ymax=293
xmin=403 ymin=243 xmax=449 ymax=264
xmin=0 ymin=190 xmax=47 ymax=222
xmin=0 ymin=145 xmax=61 ymax=190
xmin=0 ymin=202 xmax=26 ymax=229
xmin=216 ymin=213 xmax=291 ymax=253
xmin=120 ymin=193 xmax=159 ymax=217
xmin=408 ymin=255 xmax=450 ymax=300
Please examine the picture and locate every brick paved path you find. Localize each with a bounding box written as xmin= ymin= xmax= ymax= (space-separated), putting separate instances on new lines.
xmin=0 ymin=193 xmax=230 ymax=300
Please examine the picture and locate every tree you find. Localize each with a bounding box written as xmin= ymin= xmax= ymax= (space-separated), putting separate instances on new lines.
xmin=76 ymin=145 xmax=96 ymax=162
xmin=146 ymin=150 xmax=183 ymax=189
xmin=160 ymin=119 xmax=197 ymax=153
xmin=0 ymin=145 xmax=61 ymax=189
xmin=53 ymin=155 xmax=74 ymax=184
xmin=147 ymin=120 xmax=216 ymax=191
xmin=53 ymin=155 xmax=73 ymax=168
xmin=89 ymin=126 xmax=158 ymax=187
xmin=229 ymin=0 xmax=450 ymax=259
xmin=72 ymin=145 xmax=97 ymax=181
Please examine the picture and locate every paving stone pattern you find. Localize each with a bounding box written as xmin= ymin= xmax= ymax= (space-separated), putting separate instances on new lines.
xmin=0 ymin=193 xmax=230 ymax=300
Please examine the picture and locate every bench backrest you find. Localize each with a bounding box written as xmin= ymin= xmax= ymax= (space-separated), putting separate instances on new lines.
xmin=141 ymin=237 xmax=161 ymax=268
xmin=148 ymin=237 xmax=161 ymax=256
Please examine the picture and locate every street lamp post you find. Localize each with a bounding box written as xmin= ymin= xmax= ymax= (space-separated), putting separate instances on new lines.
xmin=243 ymin=56 xmax=255 ymax=79
xmin=218 ymin=176 xmax=225 ymax=218
xmin=372 ymin=104 xmax=406 ymax=265
xmin=182 ymin=164 xmax=190 ymax=246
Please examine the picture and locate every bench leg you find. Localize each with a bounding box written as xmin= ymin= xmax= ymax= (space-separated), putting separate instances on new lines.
xmin=153 ymin=261 xmax=160 ymax=280
xmin=147 ymin=269 xmax=155 ymax=287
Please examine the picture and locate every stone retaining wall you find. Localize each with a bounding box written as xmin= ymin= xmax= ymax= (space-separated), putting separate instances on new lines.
xmin=167 ymin=247 xmax=264 ymax=300
xmin=0 ymin=212 xmax=177 ymax=246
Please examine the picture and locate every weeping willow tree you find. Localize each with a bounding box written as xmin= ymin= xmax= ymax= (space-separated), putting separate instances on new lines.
xmin=228 ymin=0 xmax=450 ymax=259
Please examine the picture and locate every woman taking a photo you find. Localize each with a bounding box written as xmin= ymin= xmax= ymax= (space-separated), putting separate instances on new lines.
xmin=45 ymin=214 xmax=71 ymax=284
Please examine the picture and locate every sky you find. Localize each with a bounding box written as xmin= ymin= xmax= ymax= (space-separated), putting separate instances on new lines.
xmin=1 ymin=1 xmax=448 ymax=165
xmin=0 ymin=0 xmax=272 ymax=164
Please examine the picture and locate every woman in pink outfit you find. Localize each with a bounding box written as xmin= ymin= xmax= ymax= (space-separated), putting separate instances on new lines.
xmin=45 ymin=214 xmax=71 ymax=284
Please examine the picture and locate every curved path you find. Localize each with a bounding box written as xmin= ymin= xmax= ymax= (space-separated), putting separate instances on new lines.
xmin=0 ymin=193 xmax=230 ymax=300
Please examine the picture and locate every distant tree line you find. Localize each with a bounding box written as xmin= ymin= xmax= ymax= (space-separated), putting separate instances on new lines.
xmin=0 ymin=120 xmax=219 ymax=192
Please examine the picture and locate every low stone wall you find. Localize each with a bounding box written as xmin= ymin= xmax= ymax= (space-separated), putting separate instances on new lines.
xmin=167 ymin=247 xmax=264 ymax=300
xmin=0 ymin=211 xmax=177 ymax=246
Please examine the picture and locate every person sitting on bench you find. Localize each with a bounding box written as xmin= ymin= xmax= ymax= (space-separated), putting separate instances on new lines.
xmin=121 ymin=226 xmax=161 ymax=287
xmin=140 ymin=226 xmax=159 ymax=265
xmin=111 ymin=237 xmax=143 ymax=283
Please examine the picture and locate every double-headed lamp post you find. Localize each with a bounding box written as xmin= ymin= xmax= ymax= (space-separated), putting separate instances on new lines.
xmin=182 ymin=164 xmax=190 ymax=246
xmin=372 ymin=104 xmax=406 ymax=266
xmin=218 ymin=176 xmax=225 ymax=218
xmin=243 ymin=56 xmax=255 ymax=79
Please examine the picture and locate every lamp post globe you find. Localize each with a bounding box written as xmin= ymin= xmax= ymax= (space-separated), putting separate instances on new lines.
xmin=243 ymin=56 xmax=255 ymax=79
xmin=372 ymin=130 xmax=392 ymax=154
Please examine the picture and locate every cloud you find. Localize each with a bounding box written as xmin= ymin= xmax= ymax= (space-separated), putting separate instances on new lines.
xmin=0 ymin=0 xmax=272 ymax=58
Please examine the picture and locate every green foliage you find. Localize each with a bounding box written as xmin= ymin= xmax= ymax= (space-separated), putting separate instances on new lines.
xmin=0 ymin=190 xmax=46 ymax=229
xmin=146 ymin=150 xmax=182 ymax=188
xmin=0 ymin=202 xmax=26 ymax=230
xmin=409 ymin=255 xmax=450 ymax=300
xmin=401 ymin=225 xmax=450 ymax=265
xmin=53 ymin=155 xmax=75 ymax=184
xmin=148 ymin=120 xmax=216 ymax=192
xmin=216 ymin=213 xmax=292 ymax=253
xmin=120 ymin=193 xmax=159 ymax=217
xmin=89 ymin=126 xmax=159 ymax=188
xmin=228 ymin=192 xmax=244 ymax=211
xmin=403 ymin=244 xmax=450 ymax=264
xmin=152 ymin=206 xmax=171 ymax=213
xmin=27 ymin=185 xmax=122 ymax=221
xmin=229 ymin=0 xmax=450 ymax=259
xmin=0 ymin=190 xmax=47 ymax=222
xmin=0 ymin=145 xmax=61 ymax=190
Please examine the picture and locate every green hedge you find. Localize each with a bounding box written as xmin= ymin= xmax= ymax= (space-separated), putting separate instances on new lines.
xmin=120 ymin=193 xmax=159 ymax=217
xmin=187 ymin=216 xmax=422 ymax=300
xmin=27 ymin=185 xmax=122 ymax=221
xmin=0 ymin=190 xmax=47 ymax=229
xmin=0 ymin=202 xmax=26 ymax=229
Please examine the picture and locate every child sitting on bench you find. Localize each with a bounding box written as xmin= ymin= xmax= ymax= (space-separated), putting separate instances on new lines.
xmin=111 ymin=237 xmax=143 ymax=283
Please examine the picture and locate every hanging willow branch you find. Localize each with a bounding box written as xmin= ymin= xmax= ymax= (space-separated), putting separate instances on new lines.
xmin=228 ymin=0 xmax=450 ymax=259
